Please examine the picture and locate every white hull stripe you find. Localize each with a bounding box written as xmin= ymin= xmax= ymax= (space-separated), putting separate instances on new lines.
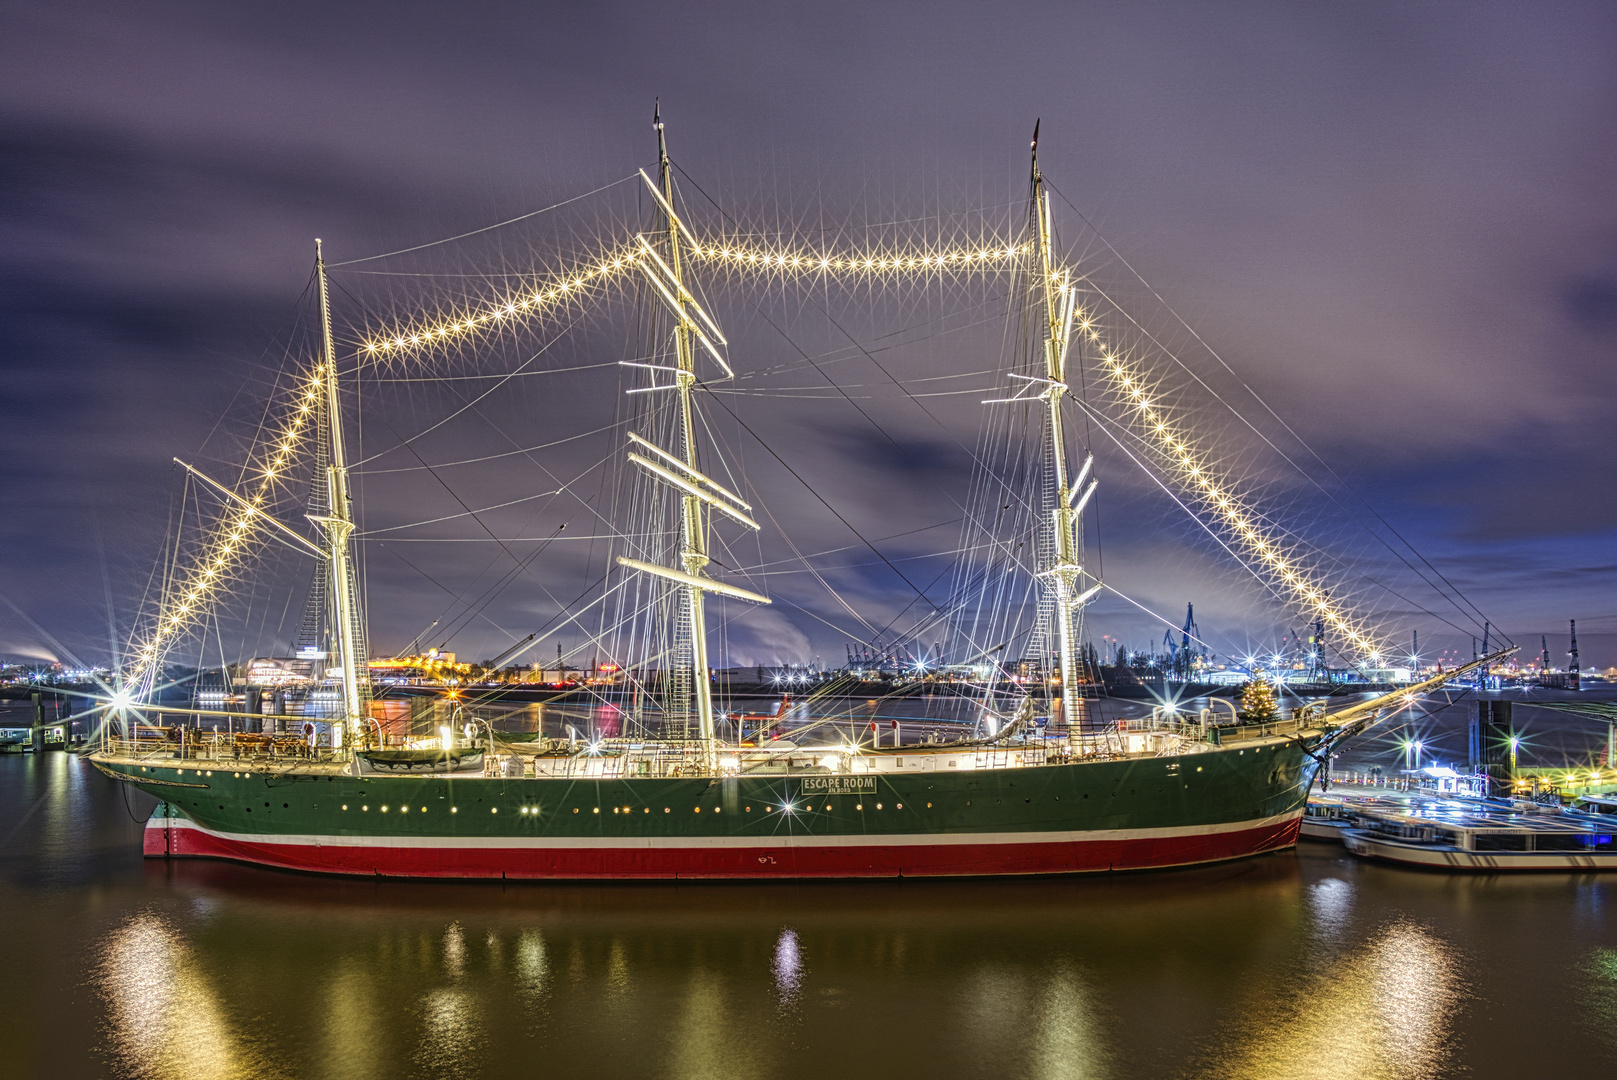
xmin=152 ymin=811 xmax=1301 ymax=851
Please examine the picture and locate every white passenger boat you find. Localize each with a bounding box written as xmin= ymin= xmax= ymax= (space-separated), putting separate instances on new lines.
xmin=1342 ymin=804 xmax=1617 ymax=871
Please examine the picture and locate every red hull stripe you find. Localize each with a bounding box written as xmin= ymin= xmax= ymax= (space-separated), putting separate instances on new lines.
xmin=145 ymin=814 xmax=1302 ymax=878
xmin=146 ymin=812 xmax=1300 ymax=850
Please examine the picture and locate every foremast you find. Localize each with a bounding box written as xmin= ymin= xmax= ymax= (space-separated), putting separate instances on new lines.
xmin=1028 ymin=126 xmax=1101 ymax=738
xmin=618 ymin=107 xmax=769 ymax=765
xmin=312 ymin=241 xmax=367 ymax=746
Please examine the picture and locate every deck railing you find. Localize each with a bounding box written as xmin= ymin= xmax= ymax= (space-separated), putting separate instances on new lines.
xmin=99 ymin=733 xmax=349 ymax=766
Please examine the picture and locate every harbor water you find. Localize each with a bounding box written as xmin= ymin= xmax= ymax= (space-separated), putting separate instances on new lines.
xmin=3 ymin=694 xmax=1616 ymax=1079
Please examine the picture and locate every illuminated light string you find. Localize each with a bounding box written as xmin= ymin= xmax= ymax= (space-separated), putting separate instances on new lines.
xmin=124 ymin=365 xmax=326 ymax=696
xmin=354 ymin=236 xmax=1028 ymax=357
xmin=1079 ymin=318 xmax=1384 ymax=661
xmin=683 ymin=232 xmax=1387 ymax=660
xmin=158 ymin=222 xmax=1383 ymax=679
xmin=358 ymin=242 xmax=644 ymax=357
xmin=685 ymin=237 xmax=1029 ymax=276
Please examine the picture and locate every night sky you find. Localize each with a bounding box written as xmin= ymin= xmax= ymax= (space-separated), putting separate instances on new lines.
xmin=3 ymin=1 xmax=1614 ymax=672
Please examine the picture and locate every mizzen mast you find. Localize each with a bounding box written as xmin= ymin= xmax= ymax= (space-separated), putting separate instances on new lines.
xmin=312 ymin=240 xmax=367 ymax=746
xmin=1029 ymin=124 xmax=1101 ymax=737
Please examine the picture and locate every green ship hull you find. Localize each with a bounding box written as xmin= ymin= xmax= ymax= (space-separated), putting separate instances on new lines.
xmin=101 ymin=733 xmax=1321 ymax=879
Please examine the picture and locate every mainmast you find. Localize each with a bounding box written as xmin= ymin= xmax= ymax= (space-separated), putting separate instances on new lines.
xmin=618 ymin=106 xmax=768 ymax=763
xmin=1028 ymin=125 xmax=1101 ymax=737
xmin=313 ymin=240 xmax=366 ymax=746
xmin=658 ymin=111 xmax=716 ymax=748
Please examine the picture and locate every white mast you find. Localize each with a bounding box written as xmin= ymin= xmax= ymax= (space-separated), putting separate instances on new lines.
xmin=618 ymin=107 xmax=767 ymax=764
xmin=1028 ymin=126 xmax=1101 ymax=737
xmin=313 ymin=240 xmax=365 ymax=746
xmin=659 ymin=113 xmax=716 ymax=750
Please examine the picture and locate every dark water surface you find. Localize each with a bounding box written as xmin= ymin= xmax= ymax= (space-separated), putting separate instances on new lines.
xmin=3 ymin=745 xmax=1616 ymax=1078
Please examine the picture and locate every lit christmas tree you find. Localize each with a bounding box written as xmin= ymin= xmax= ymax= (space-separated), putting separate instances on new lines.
xmin=1239 ymin=677 xmax=1279 ymax=723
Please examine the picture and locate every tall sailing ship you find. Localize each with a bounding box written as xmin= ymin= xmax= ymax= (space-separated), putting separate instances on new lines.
xmin=88 ymin=119 xmax=1507 ymax=879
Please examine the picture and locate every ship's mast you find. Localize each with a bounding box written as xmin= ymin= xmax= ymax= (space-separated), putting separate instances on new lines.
xmin=616 ymin=108 xmax=767 ymax=764
xmin=314 ymin=240 xmax=365 ymax=745
xmin=1029 ymin=125 xmax=1100 ymax=737
xmin=655 ymin=111 xmax=719 ymax=752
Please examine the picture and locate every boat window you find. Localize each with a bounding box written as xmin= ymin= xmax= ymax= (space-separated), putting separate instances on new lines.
xmin=1538 ymin=835 xmax=1598 ymax=852
xmin=1473 ymin=834 xmax=1528 ymax=851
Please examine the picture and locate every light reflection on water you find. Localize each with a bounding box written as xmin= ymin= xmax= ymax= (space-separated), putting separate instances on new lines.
xmin=1201 ymin=920 xmax=1461 ymax=1080
xmin=413 ymin=987 xmax=481 ymax=1080
xmin=772 ymin=927 xmax=804 ymax=1008
xmin=514 ymin=929 xmax=550 ymax=1004
xmin=1307 ymin=876 xmax=1355 ymax=939
xmin=97 ymin=911 xmax=284 ymax=1080
xmin=1029 ymin=962 xmax=1107 ymax=1080
xmin=322 ymin=959 xmax=383 ymax=1080
xmin=1584 ymin=947 xmax=1617 ymax=1055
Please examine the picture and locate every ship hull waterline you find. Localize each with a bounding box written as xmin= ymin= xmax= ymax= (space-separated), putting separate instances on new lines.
xmin=103 ymin=736 xmax=1322 ymax=881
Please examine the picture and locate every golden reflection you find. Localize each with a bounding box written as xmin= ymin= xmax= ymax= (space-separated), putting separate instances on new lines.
xmin=98 ymin=911 xmax=286 ymax=1080
xmin=668 ymin=969 xmax=768 ymax=1080
xmin=321 ymin=959 xmax=383 ymax=1080
xmin=1029 ymin=962 xmax=1107 ymax=1080
xmin=514 ymin=929 xmax=550 ymax=1004
xmin=1204 ymin=921 xmax=1460 ymax=1080
xmin=1581 ymin=947 xmax=1617 ymax=1056
xmin=606 ymin=938 xmax=632 ymax=998
xmin=442 ymin=921 xmax=465 ymax=979
xmin=412 ymin=987 xmax=482 ymax=1079
xmin=1306 ymin=877 xmax=1355 ymax=940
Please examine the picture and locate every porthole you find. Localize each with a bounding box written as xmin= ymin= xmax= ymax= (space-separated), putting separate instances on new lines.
xmin=664 ymin=808 xmax=671 ymax=813
xmin=896 ymin=803 xmax=903 ymax=809
xmin=856 ymin=804 xmax=863 ymax=810
xmin=592 ymin=807 xmax=599 ymax=814
xmin=491 ymin=807 xmax=498 ymax=814
xmin=362 ymin=805 xmax=368 ymax=811
xmin=451 ymin=807 xmax=458 ymax=813
xmin=342 ymin=804 xmax=348 ymax=811
xmin=693 ymin=807 xmax=701 ymax=813
xmin=572 ymin=808 xmax=578 ymax=814
xmin=876 ymin=803 xmax=883 ymax=810
xmin=926 ymin=802 xmax=932 ymax=808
